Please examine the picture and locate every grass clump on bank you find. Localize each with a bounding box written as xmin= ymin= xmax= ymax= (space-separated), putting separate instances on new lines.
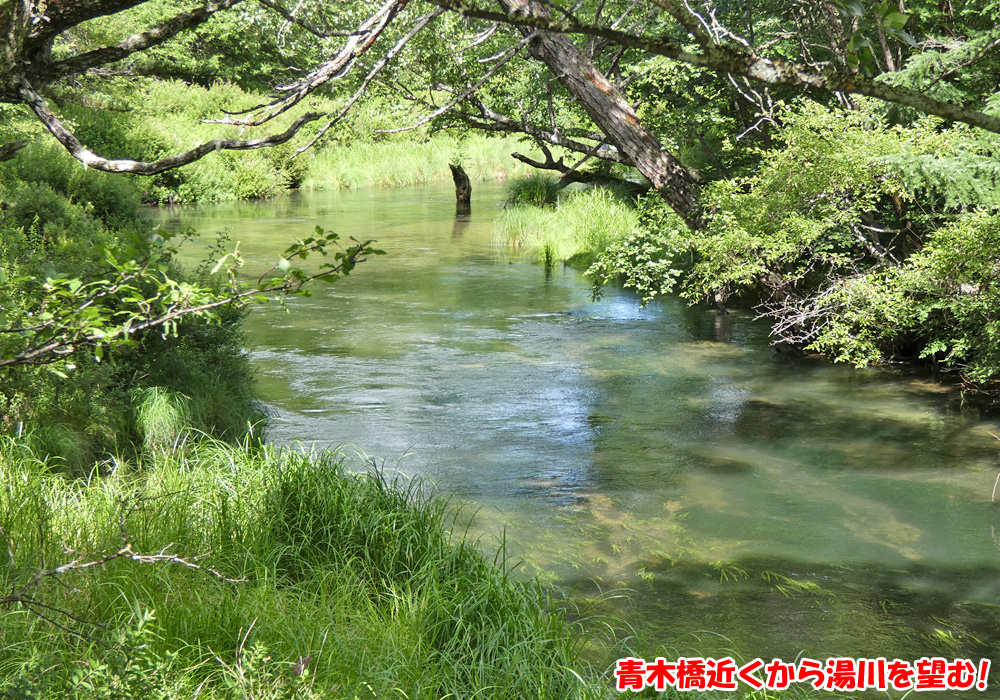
xmin=495 ymin=183 xmax=639 ymax=269
xmin=26 ymin=78 xmax=540 ymax=203
xmin=0 ymin=440 xmax=604 ymax=700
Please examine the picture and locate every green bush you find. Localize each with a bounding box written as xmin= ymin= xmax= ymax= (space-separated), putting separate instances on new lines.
xmin=0 ymin=148 xmax=264 ymax=465
xmin=805 ymin=214 xmax=1000 ymax=381
xmin=587 ymin=99 xmax=1000 ymax=384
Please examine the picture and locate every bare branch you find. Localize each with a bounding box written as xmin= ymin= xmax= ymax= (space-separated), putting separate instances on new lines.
xmin=0 ymin=501 xmax=245 ymax=641
xmin=374 ymin=31 xmax=531 ymax=135
xmin=18 ymin=78 xmax=321 ymax=175
xmin=215 ymin=0 xmax=409 ymax=128
xmin=460 ymin=94 xmax=631 ymax=163
xmin=256 ymin=0 xmax=356 ymax=39
xmin=296 ymin=9 xmax=445 ymax=151
xmin=457 ymin=22 xmax=501 ymax=52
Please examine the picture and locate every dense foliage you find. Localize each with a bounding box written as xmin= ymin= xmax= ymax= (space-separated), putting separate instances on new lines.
xmin=0 ymin=144 xmax=264 ymax=467
xmin=589 ymin=99 xmax=1000 ymax=385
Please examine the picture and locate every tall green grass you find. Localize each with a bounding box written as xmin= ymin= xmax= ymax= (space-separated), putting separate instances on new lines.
xmin=504 ymin=172 xmax=564 ymax=207
xmin=0 ymin=440 xmax=604 ymax=699
xmin=48 ymin=78 xmax=542 ymax=202
xmin=300 ymin=135 xmax=540 ymax=191
xmin=495 ymin=186 xmax=640 ymax=269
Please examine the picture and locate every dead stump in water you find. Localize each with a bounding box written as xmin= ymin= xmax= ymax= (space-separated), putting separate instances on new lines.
xmin=449 ymin=163 xmax=471 ymax=216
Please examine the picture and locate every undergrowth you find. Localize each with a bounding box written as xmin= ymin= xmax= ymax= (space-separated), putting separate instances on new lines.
xmin=0 ymin=441 xmax=605 ymax=700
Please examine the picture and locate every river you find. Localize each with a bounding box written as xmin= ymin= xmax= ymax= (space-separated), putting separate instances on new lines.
xmin=159 ymin=182 xmax=1000 ymax=683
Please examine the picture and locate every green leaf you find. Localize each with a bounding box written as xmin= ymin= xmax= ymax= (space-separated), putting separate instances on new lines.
xmin=887 ymin=28 xmax=919 ymax=47
xmin=278 ymin=257 xmax=291 ymax=273
xmin=210 ymin=253 xmax=231 ymax=274
xmin=848 ymin=32 xmax=871 ymax=52
xmin=883 ymin=12 xmax=908 ymax=30
xmin=835 ymin=0 xmax=866 ymax=16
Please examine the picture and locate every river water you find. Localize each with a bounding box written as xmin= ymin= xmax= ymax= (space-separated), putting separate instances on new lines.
xmin=159 ymin=183 xmax=1000 ymax=682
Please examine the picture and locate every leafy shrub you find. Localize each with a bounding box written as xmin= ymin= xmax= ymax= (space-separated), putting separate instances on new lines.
xmin=806 ymin=214 xmax=1000 ymax=381
xmin=588 ymin=99 xmax=1000 ymax=384
xmin=0 ymin=148 xmax=263 ymax=465
xmin=587 ymin=193 xmax=688 ymax=303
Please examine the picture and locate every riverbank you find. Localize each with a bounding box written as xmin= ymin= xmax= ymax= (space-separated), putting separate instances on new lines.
xmin=0 ymin=145 xmax=610 ymax=698
xmin=0 ymin=440 xmax=606 ymax=699
xmin=3 ymin=79 xmax=541 ymax=204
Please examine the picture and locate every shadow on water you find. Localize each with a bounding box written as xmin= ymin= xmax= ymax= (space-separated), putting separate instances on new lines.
xmin=157 ymin=183 xmax=1000 ymax=687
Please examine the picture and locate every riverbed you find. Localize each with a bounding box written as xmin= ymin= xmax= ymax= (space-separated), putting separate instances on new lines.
xmin=158 ymin=182 xmax=1000 ymax=680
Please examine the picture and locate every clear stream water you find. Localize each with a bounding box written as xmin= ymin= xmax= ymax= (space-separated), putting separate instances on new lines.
xmin=159 ymin=183 xmax=1000 ymax=684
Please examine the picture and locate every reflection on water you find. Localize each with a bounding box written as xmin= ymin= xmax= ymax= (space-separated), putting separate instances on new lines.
xmin=158 ymin=183 xmax=1000 ymax=683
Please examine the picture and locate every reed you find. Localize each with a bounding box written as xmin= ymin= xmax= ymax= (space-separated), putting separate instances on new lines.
xmin=495 ymin=186 xmax=640 ymax=269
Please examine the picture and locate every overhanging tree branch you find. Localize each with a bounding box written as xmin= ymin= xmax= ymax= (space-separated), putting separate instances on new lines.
xmin=374 ymin=29 xmax=532 ymax=135
xmin=30 ymin=0 xmax=246 ymax=83
xmin=0 ymin=229 xmax=380 ymax=369
xmin=18 ymin=78 xmax=322 ymax=175
xmin=216 ymin=0 xmax=411 ymax=128
xmin=296 ymin=7 xmax=445 ymax=152
xmin=431 ymin=0 xmax=1000 ymax=136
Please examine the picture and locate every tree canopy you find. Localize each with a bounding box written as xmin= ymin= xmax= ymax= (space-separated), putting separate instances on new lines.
xmin=3 ymin=0 xmax=1000 ymax=383
xmin=3 ymin=0 xmax=1000 ymax=191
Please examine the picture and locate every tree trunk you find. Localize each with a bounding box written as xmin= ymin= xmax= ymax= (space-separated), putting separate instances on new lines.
xmin=449 ymin=162 xmax=471 ymax=216
xmin=494 ymin=0 xmax=703 ymax=229
xmin=0 ymin=140 xmax=27 ymax=162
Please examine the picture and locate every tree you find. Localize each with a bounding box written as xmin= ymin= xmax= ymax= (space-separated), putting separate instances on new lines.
xmin=3 ymin=0 xmax=1000 ymax=219
xmin=3 ymin=0 xmax=1000 ymax=375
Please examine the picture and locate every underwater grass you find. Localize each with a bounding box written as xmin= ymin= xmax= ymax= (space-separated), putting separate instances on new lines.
xmin=0 ymin=439 xmax=605 ymax=699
